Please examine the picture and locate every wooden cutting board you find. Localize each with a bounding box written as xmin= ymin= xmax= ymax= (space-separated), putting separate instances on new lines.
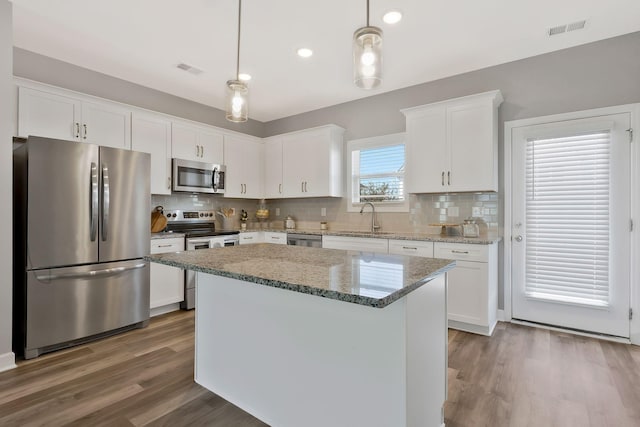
xmin=151 ymin=206 xmax=167 ymax=233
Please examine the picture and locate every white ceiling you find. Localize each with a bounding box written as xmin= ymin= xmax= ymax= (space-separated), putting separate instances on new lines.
xmin=11 ymin=0 xmax=640 ymax=122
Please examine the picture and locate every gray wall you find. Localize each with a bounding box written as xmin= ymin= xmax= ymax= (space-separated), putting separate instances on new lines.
xmin=13 ymin=48 xmax=265 ymax=138
xmin=0 ymin=0 xmax=14 ymax=370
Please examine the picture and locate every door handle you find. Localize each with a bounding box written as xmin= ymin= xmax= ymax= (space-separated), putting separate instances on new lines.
xmin=301 ymin=182 xmax=304 ymax=193
xmin=448 ymin=171 xmax=451 ymax=185
xmin=36 ymin=263 xmax=146 ymax=281
xmin=101 ymin=163 xmax=110 ymax=242
xmin=441 ymin=171 xmax=445 ymax=186
xmin=304 ymin=181 xmax=308 ymax=192
xmin=83 ymin=124 xmax=88 ymax=140
xmin=90 ymin=162 xmax=98 ymax=241
xmin=279 ymin=183 xmax=282 ymax=194
xmin=75 ymin=122 xmax=81 ymax=139
xmin=514 ymin=235 xmax=523 ymax=242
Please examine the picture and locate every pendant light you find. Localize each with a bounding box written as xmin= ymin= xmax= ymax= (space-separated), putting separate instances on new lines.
xmin=225 ymin=0 xmax=248 ymax=122
xmin=353 ymin=0 xmax=382 ymax=89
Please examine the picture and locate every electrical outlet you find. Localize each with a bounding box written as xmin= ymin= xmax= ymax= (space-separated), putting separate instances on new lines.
xmin=275 ymin=208 xmax=280 ymax=216
xmin=321 ymin=207 xmax=326 ymax=217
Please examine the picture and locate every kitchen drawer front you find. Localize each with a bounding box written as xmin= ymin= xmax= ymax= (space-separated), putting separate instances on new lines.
xmin=388 ymin=240 xmax=434 ymax=257
xmin=239 ymin=232 xmax=262 ymax=245
xmin=434 ymin=242 xmax=488 ymax=262
xmin=151 ymin=238 xmax=184 ymax=254
xmin=322 ymin=236 xmax=389 ymax=253
xmin=264 ymin=232 xmax=287 ymax=245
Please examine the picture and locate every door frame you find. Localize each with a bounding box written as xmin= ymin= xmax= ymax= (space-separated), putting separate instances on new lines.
xmin=503 ymin=103 xmax=640 ymax=345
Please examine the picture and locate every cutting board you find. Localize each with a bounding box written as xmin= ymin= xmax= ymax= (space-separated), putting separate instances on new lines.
xmin=151 ymin=206 xmax=167 ymax=233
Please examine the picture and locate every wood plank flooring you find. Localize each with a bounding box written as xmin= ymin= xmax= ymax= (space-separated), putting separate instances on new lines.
xmin=0 ymin=310 xmax=638 ymax=426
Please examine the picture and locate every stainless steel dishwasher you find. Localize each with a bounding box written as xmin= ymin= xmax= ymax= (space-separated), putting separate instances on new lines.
xmin=287 ymin=233 xmax=323 ymax=248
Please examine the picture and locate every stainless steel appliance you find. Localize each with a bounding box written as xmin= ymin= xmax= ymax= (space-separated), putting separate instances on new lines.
xmin=172 ymin=158 xmax=226 ymax=194
xmin=13 ymin=136 xmax=151 ymax=359
xmin=287 ymin=233 xmax=322 ymax=248
xmin=164 ymin=210 xmax=239 ymax=310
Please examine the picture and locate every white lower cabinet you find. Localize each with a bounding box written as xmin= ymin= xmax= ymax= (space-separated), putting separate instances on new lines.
xmin=239 ymin=232 xmax=263 ymax=245
xmin=434 ymin=242 xmax=498 ymax=336
xmin=322 ymin=235 xmax=389 ymax=253
xmin=388 ymin=239 xmax=434 ymax=257
xmin=150 ymin=238 xmax=185 ymax=313
xmin=263 ymin=232 xmax=287 ymax=245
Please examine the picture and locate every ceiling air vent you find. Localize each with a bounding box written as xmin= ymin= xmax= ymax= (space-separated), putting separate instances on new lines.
xmin=176 ymin=63 xmax=203 ymax=75
xmin=548 ymin=19 xmax=587 ymax=36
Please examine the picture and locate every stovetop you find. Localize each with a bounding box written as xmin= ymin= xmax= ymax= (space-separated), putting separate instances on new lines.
xmin=162 ymin=209 xmax=239 ymax=238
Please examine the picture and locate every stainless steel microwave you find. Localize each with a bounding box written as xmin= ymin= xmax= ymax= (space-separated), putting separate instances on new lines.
xmin=172 ymin=158 xmax=226 ymax=194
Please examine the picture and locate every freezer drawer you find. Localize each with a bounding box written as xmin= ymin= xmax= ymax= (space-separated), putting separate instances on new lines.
xmin=24 ymin=259 xmax=150 ymax=358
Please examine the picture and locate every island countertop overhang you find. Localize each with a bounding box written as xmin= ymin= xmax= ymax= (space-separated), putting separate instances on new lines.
xmin=145 ymin=244 xmax=456 ymax=308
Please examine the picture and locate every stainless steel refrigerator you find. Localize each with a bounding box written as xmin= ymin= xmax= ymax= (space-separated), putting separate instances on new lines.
xmin=13 ymin=136 xmax=151 ymax=359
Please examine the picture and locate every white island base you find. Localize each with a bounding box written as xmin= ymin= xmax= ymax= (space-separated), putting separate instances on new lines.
xmin=195 ymin=272 xmax=448 ymax=427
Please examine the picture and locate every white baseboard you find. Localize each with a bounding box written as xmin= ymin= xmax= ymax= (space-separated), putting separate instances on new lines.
xmin=150 ymin=302 xmax=181 ymax=317
xmin=0 ymin=352 xmax=16 ymax=372
xmin=497 ymin=309 xmax=507 ymax=321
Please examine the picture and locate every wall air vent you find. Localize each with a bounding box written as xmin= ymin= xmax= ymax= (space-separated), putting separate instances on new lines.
xmin=548 ymin=20 xmax=587 ymax=36
xmin=176 ymin=63 xmax=204 ymax=75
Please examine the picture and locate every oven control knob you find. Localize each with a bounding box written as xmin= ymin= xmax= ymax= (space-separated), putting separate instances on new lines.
xmin=166 ymin=213 xmax=170 ymax=217
xmin=209 ymin=213 xmax=213 ymax=217
xmin=200 ymin=213 xmax=203 ymax=217
xmin=172 ymin=213 xmax=177 ymax=218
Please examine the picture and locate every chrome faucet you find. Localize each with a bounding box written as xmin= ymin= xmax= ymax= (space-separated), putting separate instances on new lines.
xmin=359 ymin=202 xmax=380 ymax=233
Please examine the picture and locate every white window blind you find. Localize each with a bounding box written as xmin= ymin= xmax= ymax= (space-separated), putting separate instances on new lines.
xmin=525 ymin=130 xmax=611 ymax=307
xmin=351 ymin=144 xmax=405 ymax=203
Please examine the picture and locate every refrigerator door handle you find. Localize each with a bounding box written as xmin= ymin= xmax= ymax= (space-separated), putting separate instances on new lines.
xmin=35 ymin=263 xmax=147 ymax=282
xmin=101 ymin=163 xmax=110 ymax=241
xmin=90 ymin=162 xmax=98 ymax=241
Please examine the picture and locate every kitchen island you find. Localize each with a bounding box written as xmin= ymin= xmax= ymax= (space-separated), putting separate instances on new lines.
xmin=146 ymin=244 xmax=455 ymax=427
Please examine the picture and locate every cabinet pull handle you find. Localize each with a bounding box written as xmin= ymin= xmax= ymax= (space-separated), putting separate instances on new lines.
xmin=279 ymin=183 xmax=282 ymax=194
xmin=301 ymin=182 xmax=304 ymax=192
xmin=201 ymin=145 xmax=204 ymax=157
xmin=271 ymin=236 xmax=279 ymax=240
xmin=156 ymin=244 xmax=172 ymax=248
xmin=451 ymin=250 xmax=469 ymax=254
xmin=448 ymin=171 xmax=451 ymax=185
xmin=168 ymin=176 xmax=171 ymax=190
xmin=304 ymin=181 xmax=308 ymax=192
xmin=83 ymin=124 xmax=88 ymax=140
xmin=245 ymin=236 xmax=253 ymax=240
xmin=403 ymin=246 xmax=418 ymax=250
xmin=441 ymin=171 xmax=445 ymax=186
xmin=75 ymin=122 xmax=80 ymax=138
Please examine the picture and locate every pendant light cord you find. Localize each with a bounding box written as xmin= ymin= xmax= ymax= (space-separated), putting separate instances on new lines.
xmin=366 ymin=0 xmax=370 ymax=26
xmin=236 ymin=0 xmax=242 ymax=80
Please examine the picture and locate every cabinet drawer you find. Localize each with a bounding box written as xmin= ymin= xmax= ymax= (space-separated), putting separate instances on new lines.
xmin=388 ymin=240 xmax=433 ymax=257
xmin=322 ymin=236 xmax=388 ymax=253
xmin=264 ymin=232 xmax=287 ymax=245
xmin=239 ymin=232 xmax=262 ymax=245
xmin=151 ymin=238 xmax=184 ymax=254
xmin=434 ymin=242 xmax=488 ymax=262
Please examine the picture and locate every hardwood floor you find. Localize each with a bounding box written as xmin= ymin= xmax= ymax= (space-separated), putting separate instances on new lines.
xmin=0 ymin=311 xmax=638 ymax=426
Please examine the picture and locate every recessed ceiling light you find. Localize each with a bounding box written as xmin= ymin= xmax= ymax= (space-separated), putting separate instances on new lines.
xmin=238 ymin=73 xmax=251 ymax=81
xmin=297 ymin=48 xmax=313 ymax=58
xmin=382 ymin=10 xmax=402 ymax=24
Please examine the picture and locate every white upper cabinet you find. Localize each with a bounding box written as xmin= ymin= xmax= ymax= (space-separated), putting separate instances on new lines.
xmin=402 ymin=90 xmax=502 ymax=193
xmin=131 ymin=112 xmax=172 ymax=195
xmin=263 ymin=136 xmax=283 ymax=198
xmin=280 ymin=125 xmax=344 ymax=198
xmin=224 ymin=134 xmax=264 ymax=199
xmin=18 ymin=85 xmax=132 ymax=149
xmin=171 ymin=121 xmax=224 ymax=164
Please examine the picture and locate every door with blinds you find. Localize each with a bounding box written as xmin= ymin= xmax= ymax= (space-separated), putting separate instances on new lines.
xmin=511 ymin=113 xmax=631 ymax=338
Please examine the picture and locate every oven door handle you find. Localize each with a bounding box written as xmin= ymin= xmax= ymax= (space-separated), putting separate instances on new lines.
xmin=188 ymin=239 xmax=212 ymax=245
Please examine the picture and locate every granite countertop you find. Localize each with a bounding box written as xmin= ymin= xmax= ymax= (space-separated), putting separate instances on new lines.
xmin=239 ymin=228 xmax=501 ymax=245
xmin=151 ymin=232 xmax=185 ymax=240
xmin=145 ymin=244 xmax=456 ymax=308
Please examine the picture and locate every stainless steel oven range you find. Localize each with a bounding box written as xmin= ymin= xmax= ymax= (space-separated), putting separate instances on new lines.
xmin=164 ymin=210 xmax=239 ymax=310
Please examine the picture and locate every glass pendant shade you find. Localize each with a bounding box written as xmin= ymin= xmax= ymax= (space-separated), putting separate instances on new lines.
xmin=353 ymin=26 xmax=383 ymax=89
xmin=225 ymin=79 xmax=248 ymax=123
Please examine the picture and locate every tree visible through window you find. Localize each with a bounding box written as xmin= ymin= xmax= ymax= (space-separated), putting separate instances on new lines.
xmin=352 ymin=144 xmax=405 ymax=203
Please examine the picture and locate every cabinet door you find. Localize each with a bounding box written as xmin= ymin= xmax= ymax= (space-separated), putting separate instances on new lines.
xmin=150 ymin=238 xmax=185 ymax=309
xmin=18 ymin=86 xmax=80 ymax=140
xmin=224 ymin=135 xmax=264 ymax=199
xmin=132 ymin=112 xmax=172 ymax=195
xmin=263 ymin=137 xmax=283 ymax=198
xmin=447 ymin=103 xmax=496 ymax=191
xmin=405 ymin=107 xmax=448 ymax=193
xmin=198 ymin=128 xmax=224 ymax=164
xmin=282 ymin=128 xmax=332 ymax=197
xmin=171 ymin=123 xmax=200 ymax=161
xmin=447 ymin=260 xmax=489 ymax=326
xmin=388 ymin=239 xmax=433 ymax=257
xmin=264 ymin=232 xmax=287 ymax=245
xmin=239 ymin=232 xmax=262 ymax=245
xmin=81 ymin=101 xmax=131 ymax=149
